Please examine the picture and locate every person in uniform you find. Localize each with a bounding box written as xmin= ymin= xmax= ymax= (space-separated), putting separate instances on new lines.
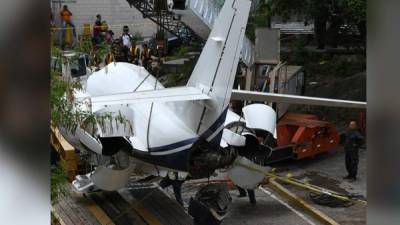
xmin=129 ymin=40 xmax=140 ymax=65
xmin=343 ymin=121 xmax=364 ymax=181
xmin=141 ymin=44 xmax=152 ymax=70
xmin=120 ymin=26 xmax=133 ymax=62
xmin=105 ymin=39 xmax=126 ymax=64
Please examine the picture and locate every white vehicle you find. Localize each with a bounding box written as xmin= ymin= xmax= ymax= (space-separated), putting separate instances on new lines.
xmin=58 ymin=0 xmax=365 ymax=220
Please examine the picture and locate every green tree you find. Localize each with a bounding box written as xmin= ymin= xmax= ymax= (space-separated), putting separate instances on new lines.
xmin=267 ymin=0 xmax=366 ymax=49
xmin=339 ymin=0 xmax=366 ymax=42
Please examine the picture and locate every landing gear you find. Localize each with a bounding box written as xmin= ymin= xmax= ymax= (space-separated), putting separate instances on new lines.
xmin=188 ymin=184 xmax=232 ymax=225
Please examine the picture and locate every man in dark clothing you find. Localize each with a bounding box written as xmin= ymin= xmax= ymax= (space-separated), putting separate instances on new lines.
xmin=159 ymin=172 xmax=184 ymax=206
xmin=129 ymin=39 xmax=141 ymax=65
xmin=93 ymin=14 xmax=103 ymax=45
xmin=120 ymin=26 xmax=133 ymax=62
xmin=141 ymin=44 xmax=152 ymax=70
xmin=105 ymin=39 xmax=127 ymax=64
xmin=343 ymin=121 xmax=364 ymax=181
xmin=237 ymin=186 xmax=256 ymax=204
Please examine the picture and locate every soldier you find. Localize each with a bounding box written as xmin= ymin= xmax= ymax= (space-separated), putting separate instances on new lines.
xmin=105 ymin=39 xmax=126 ymax=65
xmin=120 ymin=26 xmax=133 ymax=62
xmin=343 ymin=121 xmax=364 ymax=181
xmin=129 ymin=39 xmax=140 ymax=65
xmin=141 ymin=44 xmax=152 ymax=70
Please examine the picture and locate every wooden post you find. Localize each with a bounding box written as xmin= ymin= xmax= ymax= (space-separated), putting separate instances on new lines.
xmin=50 ymin=125 xmax=78 ymax=181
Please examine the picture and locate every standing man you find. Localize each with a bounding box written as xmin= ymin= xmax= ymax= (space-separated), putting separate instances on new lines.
xmin=105 ymin=39 xmax=126 ymax=64
xmin=92 ymin=14 xmax=103 ymax=45
xmin=121 ymin=26 xmax=133 ymax=61
xmin=129 ymin=40 xmax=140 ymax=65
xmin=141 ymin=44 xmax=151 ymax=70
xmin=343 ymin=121 xmax=364 ymax=181
xmin=60 ymin=5 xmax=76 ymax=45
xmin=121 ymin=26 xmax=133 ymax=48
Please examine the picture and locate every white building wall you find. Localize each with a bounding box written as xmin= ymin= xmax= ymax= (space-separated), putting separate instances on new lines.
xmin=51 ymin=0 xmax=157 ymax=38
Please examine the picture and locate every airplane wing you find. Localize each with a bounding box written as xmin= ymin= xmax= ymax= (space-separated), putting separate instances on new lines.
xmin=231 ymin=90 xmax=366 ymax=109
xmin=90 ymin=86 xmax=210 ymax=109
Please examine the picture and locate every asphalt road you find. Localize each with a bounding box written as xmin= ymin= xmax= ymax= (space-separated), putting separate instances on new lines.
xmin=160 ymin=146 xmax=366 ymax=225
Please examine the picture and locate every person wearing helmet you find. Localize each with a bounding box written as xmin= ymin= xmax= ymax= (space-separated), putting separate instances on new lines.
xmin=121 ymin=26 xmax=133 ymax=48
xmin=129 ymin=39 xmax=140 ymax=65
xmin=105 ymin=39 xmax=126 ymax=64
xmin=120 ymin=26 xmax=133 ymax=61
xmin=141 ymin=43 xmax=152 ymax=70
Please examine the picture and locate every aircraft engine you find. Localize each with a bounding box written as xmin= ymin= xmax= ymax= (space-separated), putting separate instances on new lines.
xmin=223 ymin=104 xmax=277 ymax=189
xmin=224 ymin=104 xmax=276 ymax=163
xmin=242 ymin=104 xmax=276 ymax=135
xmin=188 ymin=139 xmax=237 ymax=178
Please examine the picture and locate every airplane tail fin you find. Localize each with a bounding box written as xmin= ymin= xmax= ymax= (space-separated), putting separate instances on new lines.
xmin=182 ymin=0 xmax=250 ymax=138
xmin=187 ymin=0 xmax=251 ymax=112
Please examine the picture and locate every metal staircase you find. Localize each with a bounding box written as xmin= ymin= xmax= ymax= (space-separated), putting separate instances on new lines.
xmin=126 ymin=0 xmax=203 ymax=44
xmin=127 ymin=0 xmax=255 ymax=66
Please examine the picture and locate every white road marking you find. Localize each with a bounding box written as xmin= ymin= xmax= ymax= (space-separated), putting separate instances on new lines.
xmin=259 ymin=186 xmax=317 ymax=225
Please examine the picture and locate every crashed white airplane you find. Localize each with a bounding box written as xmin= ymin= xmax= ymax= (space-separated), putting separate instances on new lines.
xmin=58 ymin=0 xmax=365 ymax=218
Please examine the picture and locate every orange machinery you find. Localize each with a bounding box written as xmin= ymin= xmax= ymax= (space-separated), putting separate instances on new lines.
xmin=276 ymin=113 xmax=340 ymax=160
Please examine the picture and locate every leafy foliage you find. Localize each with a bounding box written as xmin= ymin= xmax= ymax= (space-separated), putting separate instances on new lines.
xmin=282 ymin=38 xmax=366 ymax=81
xmin=93 ymin=42 xmax=112 ymax=66
xmin=174 ymin=45 xmax=189 ymax=58
xmin=267 ymin=0 xmax=306 ymax=21
xmin=267 ymin=0 xmax=366 ymax=47
xmin=51 ymin=43 xmax=133 ymax=137
xmin=74 ymin=38 xmax=93 ymax=56
xmin=339 ymin=0 xmax=366 ymax=25
xmin=50 ymin=69 xmax=84 ymax=132
xmin=51 ymin=163 xmax=68 ymax=204
xmin=245 ymin=1 xmax=270 ymax=43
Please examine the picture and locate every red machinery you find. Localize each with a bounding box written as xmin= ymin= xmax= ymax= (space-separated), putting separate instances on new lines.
xmin=276 ymin=113 xmax=340 ymax=160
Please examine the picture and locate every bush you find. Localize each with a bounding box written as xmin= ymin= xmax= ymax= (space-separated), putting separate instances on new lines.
xmin=282 ymin=37 xmax=366 ymax=80
xmin=51 ymin=163 xmax=69 ymax=204
xmin=174 ymin=45 xmax=189 ymax=58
